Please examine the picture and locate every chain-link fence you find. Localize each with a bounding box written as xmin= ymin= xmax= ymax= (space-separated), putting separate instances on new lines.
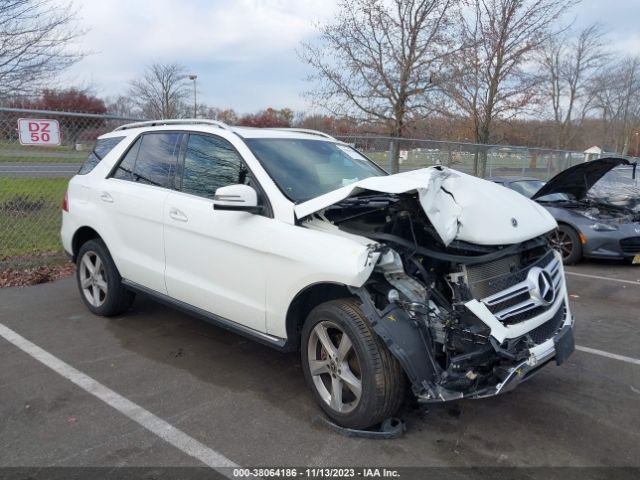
xmin=334 ymin=135 xmax=636 ymax=179
xmin=0 ymin=107 xmax=141 ymax=272
xmin=1 ymin=107 xmax=637 ymax=273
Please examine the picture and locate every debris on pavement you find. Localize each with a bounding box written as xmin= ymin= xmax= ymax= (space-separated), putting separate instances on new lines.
xmin=0 ymin=262 xmax=75 ymax=288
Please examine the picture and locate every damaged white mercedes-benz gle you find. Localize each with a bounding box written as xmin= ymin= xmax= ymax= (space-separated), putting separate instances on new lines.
xmin=61 ymin=120 xmax=575 ymax=430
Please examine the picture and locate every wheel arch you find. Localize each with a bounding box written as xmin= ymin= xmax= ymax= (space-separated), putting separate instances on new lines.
xmin=556 ymin=220 xmax=581 ymax=233
xmin=284 ymin=282 xmax=355 ymax=351
xmin=556 ymin=221 xmax=586 ymax=246
xmin=71 ymin=226 xmax=103 ymax=262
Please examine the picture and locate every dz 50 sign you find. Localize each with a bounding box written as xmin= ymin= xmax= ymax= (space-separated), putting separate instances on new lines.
xmin=18 ymin=118 xmax=61 ymax=146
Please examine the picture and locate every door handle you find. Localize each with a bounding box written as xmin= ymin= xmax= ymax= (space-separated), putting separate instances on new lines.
xmin=100 ymin=192 xmax=114 ymax=203
xmin=169 ymin=208 xmax=188 ymax=222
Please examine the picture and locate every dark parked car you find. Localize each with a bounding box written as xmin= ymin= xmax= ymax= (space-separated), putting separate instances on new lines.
xmin=491 ymin=158 xmax=640 ymax=265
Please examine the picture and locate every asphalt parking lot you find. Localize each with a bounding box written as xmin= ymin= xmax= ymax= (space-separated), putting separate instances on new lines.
xmin=1 ymin=262 xmax=639 ymax=477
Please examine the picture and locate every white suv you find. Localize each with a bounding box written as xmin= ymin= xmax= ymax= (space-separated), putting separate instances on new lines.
xmin=61 ymin=119 xmax=575 ymax=429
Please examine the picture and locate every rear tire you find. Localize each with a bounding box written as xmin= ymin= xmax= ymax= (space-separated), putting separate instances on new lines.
xmin=551 ymin=225 xmax=582 ymax=265
xmin=301 ymin=299 xmax=404 ymax=429
xmin=76 ymin=239 xmax=134 ymax=316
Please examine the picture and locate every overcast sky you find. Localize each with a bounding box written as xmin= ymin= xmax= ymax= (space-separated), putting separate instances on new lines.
xmin=59 ymin=0 xmax=640 ymax=114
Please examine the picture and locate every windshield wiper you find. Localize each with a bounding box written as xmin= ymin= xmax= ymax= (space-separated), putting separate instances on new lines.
xmin=537 ymin=198 xmax=577 ymax=205
xmin=336 ymin=193 xmax=399 ymax=207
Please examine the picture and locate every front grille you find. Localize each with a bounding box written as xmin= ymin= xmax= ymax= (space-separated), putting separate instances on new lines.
xmin=464 ymin=249 xmax=562 ymax=325
xmin=620 ymin=237 xmax=640 ymax=254
xmin=527 ymin=302 xmax=566 ymax=344
xmin=501 ymin=305 xmax=548 ymax=325
xmin=465 ymin=250 xmax=555 ymax=300
xmin=465 ymin=254 xmax=521 ymax=298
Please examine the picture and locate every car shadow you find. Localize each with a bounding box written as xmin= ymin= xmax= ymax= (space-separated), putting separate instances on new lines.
xmin=104 ymin=294 xmax=315 ymax=420
xmin=101 ymin=292 xmax=552 ymax=440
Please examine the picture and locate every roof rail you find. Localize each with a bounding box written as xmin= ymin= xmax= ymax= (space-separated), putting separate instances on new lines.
xmin=269 ymin=128 xmax=337 ymax=141
xmin=114 ymin=119 xmax=232 ymax=132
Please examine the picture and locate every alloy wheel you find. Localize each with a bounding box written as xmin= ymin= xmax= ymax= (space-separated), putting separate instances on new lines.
xmin=79 ymin=250 xmax=108 ymax=307
xmin=307 ymin=321 xmax=362 ymax=414
xmin=551 ymin=230 xmax=574 ymax=260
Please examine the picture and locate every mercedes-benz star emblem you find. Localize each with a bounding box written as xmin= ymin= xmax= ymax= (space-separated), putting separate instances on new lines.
xmin=536 ymin=270 xmax=555 ymax=305
xmin=527 ymin=267 xmax=556 ymax=306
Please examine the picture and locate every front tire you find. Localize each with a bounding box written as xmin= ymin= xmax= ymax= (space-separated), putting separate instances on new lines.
xmin=76 ymin=239 xmax=134 ymax=316
xmin=301 ymin=299 xmax=404 ymax=429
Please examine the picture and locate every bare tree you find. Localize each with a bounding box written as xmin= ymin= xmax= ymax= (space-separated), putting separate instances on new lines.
xmin=540 ymin=24 xmax=608 ymax=149
xmin=445 ymin=0 xmax=576 ymax=176
xmin=106 ymin=95 xmax=138 ymax=118
xmin=129 ymin=63 xmax=190 ymax=119
xmin=0 ymin=0 xmax=85 ymax=98
xmin=301 ymin=0 xmax=461 ymax=172
xmin=591 ymin=57 xmax=640 ymax=154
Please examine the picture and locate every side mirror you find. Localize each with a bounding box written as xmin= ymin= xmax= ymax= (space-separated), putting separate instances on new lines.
xmin=212 ymin=184 xmax=263 ymax=214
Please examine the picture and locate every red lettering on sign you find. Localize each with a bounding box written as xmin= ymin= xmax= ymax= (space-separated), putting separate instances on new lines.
xmin=28 ymin=122 xmax=40 ymax=132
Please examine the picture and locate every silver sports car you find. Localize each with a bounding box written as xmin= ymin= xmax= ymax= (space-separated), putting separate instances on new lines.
xmin=491 ymin=158 xmax=640 ymax=265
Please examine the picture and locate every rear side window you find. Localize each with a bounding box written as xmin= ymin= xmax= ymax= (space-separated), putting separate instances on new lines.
xmin=78 ymin=136 xmax=125 ymax=175
xmin=111 ymin=133 xmax=183 ymax=189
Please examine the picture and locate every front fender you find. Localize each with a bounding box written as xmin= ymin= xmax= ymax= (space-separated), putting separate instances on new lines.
xmin=349 ymin=287 xmax=439 ymax=397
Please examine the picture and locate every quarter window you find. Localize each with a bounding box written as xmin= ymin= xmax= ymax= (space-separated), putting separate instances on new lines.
xmin=78 ymin=136 xmax=125 ymax=175
xmin=180 ymin=134 xmax=251 ymax=199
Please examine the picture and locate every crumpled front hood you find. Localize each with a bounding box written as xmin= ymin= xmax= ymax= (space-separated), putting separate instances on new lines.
xmin=531 ymin=157 xmax=631 ymax=201
xmin=295 ymin=167 xmax=557 ymax=246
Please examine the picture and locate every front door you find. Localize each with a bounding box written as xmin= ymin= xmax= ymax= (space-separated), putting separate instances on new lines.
xmin=163 ymin=133 xmax=270 ymax=332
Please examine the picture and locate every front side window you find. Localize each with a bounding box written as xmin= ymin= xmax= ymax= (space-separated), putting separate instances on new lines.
xmin=245 ymin=138 xmax=386 ymax=202
xmin=180 ymin=134 xmax=251 ymax=199
xmin=111 ymin=133 xmax=182 ymax=188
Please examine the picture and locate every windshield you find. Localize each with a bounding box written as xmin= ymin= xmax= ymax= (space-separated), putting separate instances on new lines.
xmin=509 ymin=180 xmax=545 ymax=198
xmin=505 ymin=179 xmax=569 ymax=202
xmin=245 ymin=138 xmax=386 ymax=202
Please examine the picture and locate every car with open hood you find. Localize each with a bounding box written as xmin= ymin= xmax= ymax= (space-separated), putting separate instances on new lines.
xmin=61 ymin=120 xmax=575 ymax=430
xmin=491 ymin=158 xmax=640 ymax=265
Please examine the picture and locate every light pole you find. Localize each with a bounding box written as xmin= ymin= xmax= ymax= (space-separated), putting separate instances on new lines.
xmin=189 ymin=74 xmax=197 ymax=118
xmin=634 ymin=132 xmax=639 ymax=157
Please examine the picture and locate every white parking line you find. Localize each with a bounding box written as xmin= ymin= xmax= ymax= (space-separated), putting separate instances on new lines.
xmin=576 ymin=345 xmax=640 ymax=366
xmin=0 ymin=322 xmax=240 ymax=475
xmin=565 ymin=271 xmax=640 ymax=285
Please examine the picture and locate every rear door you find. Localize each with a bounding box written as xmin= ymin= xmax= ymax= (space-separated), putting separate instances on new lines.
xmin=163 ymin=133 xmax=270 ymax=332
xmin=99 ymin=132 xmax=183 ymax=293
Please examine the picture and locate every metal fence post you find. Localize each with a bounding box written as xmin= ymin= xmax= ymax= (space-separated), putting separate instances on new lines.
xmin=387 ymin=138 xmax=398 ymax=174
xmin=488 ymin=152 xmax=492 ymax=177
